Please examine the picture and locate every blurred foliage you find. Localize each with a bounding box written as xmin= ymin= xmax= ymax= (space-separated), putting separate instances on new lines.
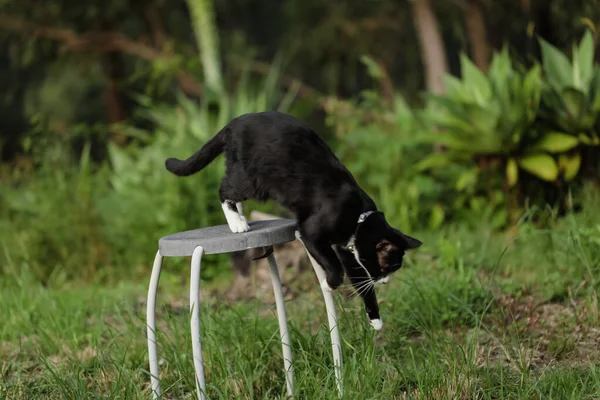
xmin=326 ymin=89 xmax=509 ymax=232
xmin=539 ymin=31 xmax=600 ymax=140
xmin=1 ymin=0 xmax=600 ymax=284
xmin=0 ymin=68 xmax=294 ymax=283
xmin=421 ymin=49 xmax=547 ymax=180
xmin=0 ymin=144 xmax=109 ymax=285
xmin=2 ymin=0 xmax=599 ymax=157
xmin=99 ymin=72 xmax=293 ymax=279
xmin=328 ymin=30 xmax=600 ymax=231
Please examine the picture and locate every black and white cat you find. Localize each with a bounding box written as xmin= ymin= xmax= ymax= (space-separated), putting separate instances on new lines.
xmin=165 ymin=111 xmax=422 ymax=330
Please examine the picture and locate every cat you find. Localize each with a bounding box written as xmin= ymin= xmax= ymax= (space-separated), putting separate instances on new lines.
xmin=165 ymin=111 xmax=422 ymax=330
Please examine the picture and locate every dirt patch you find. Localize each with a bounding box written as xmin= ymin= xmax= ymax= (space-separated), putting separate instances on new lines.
xmin=47 ymin=344 xmax=100 ymax=369
xmin=475 ymin=294 xmax=600 ymax=372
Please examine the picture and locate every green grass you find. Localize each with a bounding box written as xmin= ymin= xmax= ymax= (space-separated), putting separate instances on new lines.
xmin=1 ymin=191 xmax=600 ymax=399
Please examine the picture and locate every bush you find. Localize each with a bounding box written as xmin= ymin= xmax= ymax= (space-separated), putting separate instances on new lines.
xmin=325 ymin=92 xmax=450 ymax=232
xmin=2 ymin=32 xmax=600 ymax=285
xmin=326 ymin=88 xmax=512 ymax=231
xmin=0 ymin=70 xmax=296 ymax=284
xmin=326 ymin=30 xmax=600 ymax=230
xmin=0 ymin=144 xmax=109 ymax=284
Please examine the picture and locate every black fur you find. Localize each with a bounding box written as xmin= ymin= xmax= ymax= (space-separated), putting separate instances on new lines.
xmin=165 ymin=132 xmax=225 ymax=176
xmin=166 ymin=111 xmax=422 ymax=324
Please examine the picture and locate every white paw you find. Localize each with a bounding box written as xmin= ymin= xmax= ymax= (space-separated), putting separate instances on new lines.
xmin=369 ymin=318 xmax=383 ymax=331
xmin=222 ymin=202 xmax=250 ymax=233
xmin=320 ymin=280 xmax=333 ymax=292
xmin=238 ymin=215 xmax=249 ymax=232
xmin=230 ymin=215 xmax=249 ymax=233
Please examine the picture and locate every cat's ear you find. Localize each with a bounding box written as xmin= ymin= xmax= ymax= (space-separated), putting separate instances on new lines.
xmin=389 ymin=228 xmax=422 ymax=250
xmin=402 ymin=233 xmax=423 ymax=249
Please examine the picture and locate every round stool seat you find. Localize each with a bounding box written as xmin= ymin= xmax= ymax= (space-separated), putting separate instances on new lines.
xmin=158 ymin=219 xmax=297 ymax=256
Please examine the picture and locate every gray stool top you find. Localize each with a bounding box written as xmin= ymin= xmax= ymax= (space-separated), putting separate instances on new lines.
xmin=159 ymin=219 xmax=298 ymax=256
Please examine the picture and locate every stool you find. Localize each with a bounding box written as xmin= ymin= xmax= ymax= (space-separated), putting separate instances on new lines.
xmin=146 ymin=219 xmax=343 ymax=399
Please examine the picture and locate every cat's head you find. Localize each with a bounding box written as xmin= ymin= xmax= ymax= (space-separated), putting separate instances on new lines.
xmin=346 ymin=211 xmax=422 ymax=284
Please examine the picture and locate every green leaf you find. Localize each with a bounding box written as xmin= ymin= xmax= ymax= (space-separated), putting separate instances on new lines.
xmin=558 ymin=153 xmax=582 ymax=181
xmin=488 ymin=46 xmax=511 ymax=85
xmin=427 ymin=98 xmax=481 ymax=137
xmin=456 ymin=169 xmax=478 ymax=191
xmin=591 ymin=70 xmax=600 ymax=113
xmin=578 ymin=30 xmax=595 ymax=86
xmin=459 ymin=53 xmax=491 ymax=103
xmin=415 ymin=153 xmax=454 ymax=171
xmin=532 ymin=132 xmax=579 ymax=153
xmin=522 ymin=65 xmax=542 ymax=109
xmin=539 ymin=38 xmax=573 ymax=90
xmin=578 ymin=133 xmax=593 ymax=145
xmin=462 ymin=102 xmax=499 ymax=134
xmin=518 ymin=154 xmax=559 ymax=181
xmin=506 ymin=158 xmax=518 ymax=187
xmin=427 ymin=93 xmax=466 ymax=118
xmin=429 ymin=204 xmax=445 ymax=230
xmin=442 ymin=75 xmax=466 ymax=98
xmin=360 ymin=55 xmax=385 ymax=79
xmin=579 ymin=111 xmax=598 ymax=131
xmin=491 ymin=209 xmax=508 ymax=229
xmin=561 ymin=87 xmax=586 ymax=118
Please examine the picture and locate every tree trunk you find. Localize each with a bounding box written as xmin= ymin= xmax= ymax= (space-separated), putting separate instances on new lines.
xmin=100 ymin=11 xmax=126 ymax=146
xmin=532 ymin=0 xmax=556 ymax=48
xmin=411 ymin=0 xmax=449 ymax=94
xmin=103 ymin=52 xmax=126 ymax=145
xmin=464 ymin=0 xmax=490 ymax=72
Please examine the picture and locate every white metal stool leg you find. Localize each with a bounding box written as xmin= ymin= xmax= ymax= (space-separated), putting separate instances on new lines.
xmin=147 ymin=250 xmax=164 ymax=399
xmin=266 ymin=250 xmax=294 ymax=398
xmin=190 ymin=246 xmax=207 ymax=400
xmin=295 ymin=232 xmax=343 ymax=397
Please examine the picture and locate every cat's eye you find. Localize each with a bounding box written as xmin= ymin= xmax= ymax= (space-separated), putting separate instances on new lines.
xmin=346 ymin=244 xmax=355 ymax=252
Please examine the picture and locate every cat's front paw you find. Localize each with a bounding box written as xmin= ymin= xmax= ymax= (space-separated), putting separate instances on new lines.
xmin=231 ymin=217 xmax=249 ymax=233
xmin=369 ymin=318 xmax=383 ymax=331
xmin=227 ymin=215 xmax=249 ymax=233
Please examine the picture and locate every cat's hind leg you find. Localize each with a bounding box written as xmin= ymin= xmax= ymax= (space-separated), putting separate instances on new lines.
xmin=221 ymin=200 xmax=250 ymax=233
xmin=219 ymin=178 xmax=249 ymax=233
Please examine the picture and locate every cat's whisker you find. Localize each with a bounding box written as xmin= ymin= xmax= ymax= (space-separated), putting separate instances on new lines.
xmin=349 ymin=281 xmax=369 ymax=292
xmin=337 ymin=282 xmax=363 ymax=288
xmin=339 ymin=278 xmax=372 ymax=298
xmin=348 ymin=281 xmax=371 ymax=298
xmin=355 ymin=278 xmax=372 ymax=288
xmin=351 ymin=279 xmax=375 ymax=298
xmin=355 ymin=285 xmax=372 ymax=299
xmin=351 ymin=278 xmax=372 ymax=286
xmin=347 ymin=276 xmax=371 ymax=284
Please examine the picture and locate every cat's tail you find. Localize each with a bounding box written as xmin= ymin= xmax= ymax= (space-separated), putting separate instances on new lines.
xmin=165 ymin=129 xmax=226 ymax=176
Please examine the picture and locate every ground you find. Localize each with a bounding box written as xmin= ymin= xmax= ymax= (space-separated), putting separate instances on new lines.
xmin=1 ymin=200 xmax=600 ymax=399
